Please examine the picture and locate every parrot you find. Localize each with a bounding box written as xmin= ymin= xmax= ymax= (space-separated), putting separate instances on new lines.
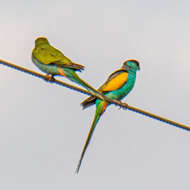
xmin=32 ymin=37 xmax=105 ymax=100
xmin=76 ymin=59 xmax=140 ymax=173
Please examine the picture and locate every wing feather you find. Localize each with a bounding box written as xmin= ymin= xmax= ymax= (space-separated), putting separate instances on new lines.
xmin=100 ymin=69 xmax=128 ymax=92
xmin=32 ymin=44 xmax=84 ymax=71
xmin=81 ymin=69 xmax=128 ymax=109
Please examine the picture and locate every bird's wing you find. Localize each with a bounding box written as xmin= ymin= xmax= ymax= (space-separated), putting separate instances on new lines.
xmin=81 ymin=69 xmax=128 ymax=109
xmin=99 ymin=69 xmax=128 ymax=92
xmin=32 ymin=44 xmax=66 ymax=64
xmin=32 ymin=44 xmax=84 ymax=71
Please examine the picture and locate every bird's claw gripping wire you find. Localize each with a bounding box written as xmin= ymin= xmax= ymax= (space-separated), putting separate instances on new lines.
xmin=44 ymin=74 xmax=55 ymax=82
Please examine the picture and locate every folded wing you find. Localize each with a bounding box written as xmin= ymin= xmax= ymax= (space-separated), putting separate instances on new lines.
xmin=32 ymin=44 xmax=84 ymax=71
xmin=81 ymin=69 xmax=128 ymax=109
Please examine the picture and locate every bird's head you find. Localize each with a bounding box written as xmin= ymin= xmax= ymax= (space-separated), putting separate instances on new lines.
xmin=35 ymin=37 xmax=49 ymax=46
xmin=122 ymin=59 xmax=140 ymax=71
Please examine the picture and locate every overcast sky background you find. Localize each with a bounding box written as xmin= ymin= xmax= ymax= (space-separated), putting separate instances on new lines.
xmin=0 ymin=0 xmax=190 ymax=189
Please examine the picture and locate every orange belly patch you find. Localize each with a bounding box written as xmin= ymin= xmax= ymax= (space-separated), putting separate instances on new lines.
xmin=102 ymin=72 xmax=128 ymax=92
xmin=58 ymin=68 xmax=65 ymax=76
xmin=101 ymin=102 xmax=108 ymax=114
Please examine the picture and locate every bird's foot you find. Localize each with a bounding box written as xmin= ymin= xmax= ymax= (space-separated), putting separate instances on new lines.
xmin=112 ymin=100 xmax=128 ymax=110
xmin=44 ymin=74 xmax=55 ymax=82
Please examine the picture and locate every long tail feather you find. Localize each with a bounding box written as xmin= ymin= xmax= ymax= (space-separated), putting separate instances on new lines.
xmin=76 ymin=104 xmax=104 ymax=173
xmin=65 ymin=69 xmax=105 ymax=101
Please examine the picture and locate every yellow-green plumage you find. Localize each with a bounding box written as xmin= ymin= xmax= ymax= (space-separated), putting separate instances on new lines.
xmin=32 ymin=37 xmax=105 ymax=99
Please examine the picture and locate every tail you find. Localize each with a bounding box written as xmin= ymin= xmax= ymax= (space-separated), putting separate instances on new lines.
xmin=76 ymin=101 xmax=107 ymax=173
xmin=64 ymin=68 xmax=105 ymax=101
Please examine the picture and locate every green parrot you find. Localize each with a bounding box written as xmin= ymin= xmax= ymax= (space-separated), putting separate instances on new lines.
xmin=76 ymin=59 xmax=140 ymax=173
xmin=32 ymin=37 xmax=105 ymax=100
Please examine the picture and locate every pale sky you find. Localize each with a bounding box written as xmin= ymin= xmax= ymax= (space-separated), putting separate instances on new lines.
xmin=1 ymin=0 xmax=190 ymax=189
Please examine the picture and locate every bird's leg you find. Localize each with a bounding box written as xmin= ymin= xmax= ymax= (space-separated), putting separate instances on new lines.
xmin=44 ymin=74 xmax=55 ymax=82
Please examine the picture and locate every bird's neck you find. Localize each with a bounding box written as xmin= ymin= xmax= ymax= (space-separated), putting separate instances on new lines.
xmin=128 ymin=69 xmax=137 ymax=77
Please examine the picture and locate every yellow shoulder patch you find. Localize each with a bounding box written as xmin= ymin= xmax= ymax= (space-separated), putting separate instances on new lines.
xmin=102 ymin=72 xmax=128 ymax=92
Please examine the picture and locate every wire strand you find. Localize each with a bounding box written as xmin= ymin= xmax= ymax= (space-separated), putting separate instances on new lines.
xmin=1 ymin=58 xmax=189 ymax=131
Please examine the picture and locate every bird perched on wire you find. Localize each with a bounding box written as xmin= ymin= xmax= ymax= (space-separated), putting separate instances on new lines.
xmin=32 ymin=37 xmax=105 ymax=100
xmin=76 ymin=59 xmax=140 ymax=173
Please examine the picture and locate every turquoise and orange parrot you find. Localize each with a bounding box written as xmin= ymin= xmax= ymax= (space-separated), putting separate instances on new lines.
xmin=76 ymin=59 xmax=140 ymax=173
xmin=32 ymin=37 xmax=105 ymax=100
